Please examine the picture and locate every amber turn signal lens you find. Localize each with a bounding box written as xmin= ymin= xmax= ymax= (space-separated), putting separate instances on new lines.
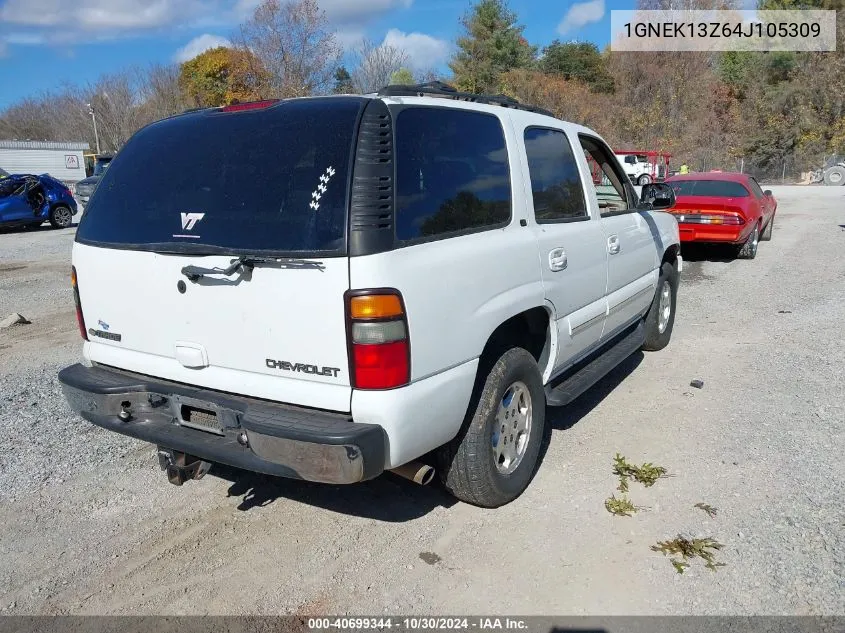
xmin=349 ymin=294 xmax=403 ymax=319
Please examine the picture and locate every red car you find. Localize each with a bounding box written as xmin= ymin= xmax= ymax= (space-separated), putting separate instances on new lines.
xmin=664 ymin=172 xmax=777 ymax=259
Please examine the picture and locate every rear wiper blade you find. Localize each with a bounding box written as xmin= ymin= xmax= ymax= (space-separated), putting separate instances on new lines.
xmin=181 ymin=256 xmax=324 ymax=282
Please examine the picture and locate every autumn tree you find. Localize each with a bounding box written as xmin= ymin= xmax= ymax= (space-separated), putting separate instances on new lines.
xmin=238 ymin=0 xmax=340 ymax=98
xmin=449 ymin=0 xmax=536 ymax=94
xmin=540 ymin=41 xmax=614 ymax=93
xmin=179 ymin=47 xmax=267 ymax=108
xmin=501 ymin=69 xmax=607 ymax=130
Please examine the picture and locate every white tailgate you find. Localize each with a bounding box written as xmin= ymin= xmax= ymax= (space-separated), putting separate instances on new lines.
xmin=74 ymin=244 xmax=352 ymax=412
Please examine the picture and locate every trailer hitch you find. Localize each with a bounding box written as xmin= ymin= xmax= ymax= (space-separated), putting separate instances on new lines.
xmin=157 ymin=447 xmax=212 ymax=486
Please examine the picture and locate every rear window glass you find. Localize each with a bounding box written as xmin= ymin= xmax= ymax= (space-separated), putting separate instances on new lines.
xmin=395 ymin=107 xmax=511 ymax=242
xmin=670 ymin=179 xmax=750 ymax=197
xmin=0 ymin=179 xmax=19 ymax=197
xmin=77 ymin=98 xmax=364 ymax=255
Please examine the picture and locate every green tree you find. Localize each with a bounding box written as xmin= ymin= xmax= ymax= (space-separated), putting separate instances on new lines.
xmin=333 ymin=66 xmax=354 ymax=93
xmin=389 ymin=68 xmax=415 ymax=85
xmin=179 ymin=47 xmax=268 ymax=108
xmin=448 ymin=0 xmax=536 ymax=94
xmin=539 ymin=41 xmax=614 ymax=93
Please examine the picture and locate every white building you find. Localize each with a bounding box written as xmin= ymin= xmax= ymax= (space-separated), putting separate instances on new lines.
xmin=0 ymin=140 xmax=90 ymax=185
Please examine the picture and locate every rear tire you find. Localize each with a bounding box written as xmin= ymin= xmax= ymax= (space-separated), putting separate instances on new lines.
xmin=823 ymin=166 xmax=845 ymax=186
xmin=436 ymin=347 xmax=546 ymax=508
xmin=642 ymin=261 xmax=678 ymax=352
xmin=737 ymin=223 xmax=760 ymax=259
xmin=760 ymin=214 xmax=774 ymax=241
xmin=49 ymin=205 xmax=73 ymax=229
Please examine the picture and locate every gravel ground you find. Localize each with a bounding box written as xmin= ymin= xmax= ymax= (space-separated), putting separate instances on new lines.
xmin=0 ymin=188 xmax=842 ymax=616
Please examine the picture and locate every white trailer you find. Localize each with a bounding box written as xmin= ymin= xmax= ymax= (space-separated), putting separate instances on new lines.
xmin=0 ymin=140 xmax=90 ymax=186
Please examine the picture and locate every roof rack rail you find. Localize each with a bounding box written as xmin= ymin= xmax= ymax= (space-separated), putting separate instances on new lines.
xmin=377 ymin=81 xmax=555 ymax=118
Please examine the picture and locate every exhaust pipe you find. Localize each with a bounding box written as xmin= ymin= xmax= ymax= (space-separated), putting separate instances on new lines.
xmin=390 ymin=461 xmax=435 ymax=486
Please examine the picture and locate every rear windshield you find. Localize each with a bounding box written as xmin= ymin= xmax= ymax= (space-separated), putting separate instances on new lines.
xmin=670 ymin=179 xmax=749 ymax=197
xmin=77 ymin=97 xmax=364 ymax=255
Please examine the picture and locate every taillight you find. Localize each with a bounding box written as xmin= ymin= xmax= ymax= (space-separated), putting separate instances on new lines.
xmin=71 ymin=266 xmax=88 ymax=341
xmin=220 ymin=99 xmax=280 ymax=113
xmin=674 ymin=212 xmax=744 ymax=225
xmin=346 ymin=290 xmax=410 ymax=390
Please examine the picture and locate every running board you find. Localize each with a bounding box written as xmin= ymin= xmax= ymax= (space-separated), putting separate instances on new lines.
xmin=545 ymin=321 xmax=645 ymax=407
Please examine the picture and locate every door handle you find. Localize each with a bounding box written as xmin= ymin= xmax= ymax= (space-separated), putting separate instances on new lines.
xmin=548 ymin=247 xmax=567 ymax=272
xmin=607 ymin=235 xmax=621 ymax=255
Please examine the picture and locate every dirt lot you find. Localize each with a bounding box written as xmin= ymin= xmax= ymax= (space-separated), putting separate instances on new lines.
xmin=0 ymin=186 xmax=843 ymax=616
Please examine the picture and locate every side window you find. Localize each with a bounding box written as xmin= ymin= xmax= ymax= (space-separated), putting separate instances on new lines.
xmin=395 ymin=107 xmax=511 ymax=242
xmin=579 ymin=135 xmax=632 ymax=216
xmin=523 ymin=128 xmax=588 ymax=223
xmin=747 ymin=177 xmax=764 ymax=199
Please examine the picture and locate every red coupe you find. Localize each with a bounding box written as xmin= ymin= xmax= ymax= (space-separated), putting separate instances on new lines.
xmin=665 ymin=172 xmax=777 ymax=259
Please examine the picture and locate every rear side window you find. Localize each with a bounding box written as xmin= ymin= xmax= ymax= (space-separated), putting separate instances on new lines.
xmin=747 ymin=177 xmax=764 ymax=198
xmin=670 ymin=179 xmax=750 ymax=197
xmin=394 ymin=107 xmax=511 ymax=242
xmin=524 ymin=128 xmax=588 ymax=222
xmin=77 ymin=98 xmax=364 ymax=255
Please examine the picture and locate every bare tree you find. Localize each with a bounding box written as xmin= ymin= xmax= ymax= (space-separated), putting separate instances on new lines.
xmin=0 ymin=98 xmax=54 ymax=141
xmin=415 ymin=68 xmax=442 ymax=85
xmin=351 ymin=39 xmax=410 ymax=94
xmin=138 ymin=63 xmax=186 ymax=124
xmin=238 ymin=0 xmax=341 ymax=98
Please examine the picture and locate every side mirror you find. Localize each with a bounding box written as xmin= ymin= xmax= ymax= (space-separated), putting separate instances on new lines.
xmin=763 ymin=189 xmax=773 ymax=196
xmin=638 ymin=182 xmax=675 ymax=210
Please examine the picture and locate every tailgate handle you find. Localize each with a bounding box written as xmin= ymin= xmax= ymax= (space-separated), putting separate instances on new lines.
xmin=174 ymin=342 xmax=209 ymax=369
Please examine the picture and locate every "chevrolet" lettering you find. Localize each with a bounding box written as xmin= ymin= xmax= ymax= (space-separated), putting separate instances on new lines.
xmin=266 ymin=359 xmax=341 ymax=378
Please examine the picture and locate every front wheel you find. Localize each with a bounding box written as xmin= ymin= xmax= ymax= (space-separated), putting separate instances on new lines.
xmin=49 ymin=205 xmax=73 ymax=229
xmin=638 ymin=174 xmax=652 ymax=185
xmin=437 ymin=347 xmax=546 ymax=508
xmin=642 ymin=261 xmax=679 ymax=351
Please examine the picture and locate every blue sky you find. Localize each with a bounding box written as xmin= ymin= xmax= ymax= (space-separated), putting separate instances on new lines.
xmin=0 ymin=0 xmax=633 ymax=109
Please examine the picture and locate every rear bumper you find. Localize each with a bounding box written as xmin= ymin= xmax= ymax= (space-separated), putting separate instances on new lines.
xmin=58 ymin=363 xmax=386 ymax=484
xmin=678 ymin=223 xmax=747 ymax=244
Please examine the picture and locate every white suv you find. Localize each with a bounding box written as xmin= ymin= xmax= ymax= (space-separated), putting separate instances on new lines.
xmin=59 ymin=84 xmax=681 ymax=508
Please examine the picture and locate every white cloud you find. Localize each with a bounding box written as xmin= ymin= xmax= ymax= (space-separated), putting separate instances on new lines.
xmin=336 ymin=29 xmax=367 ymax=51
xmin=382 ymin=28 xmax=449 ymax=70
xmin=234 ymin=0 xmax=412 ymax=23
xmin=321 ymin=0 xmax=412 ymax=23
xmin=173 ymin=33 xmax=232 ymax=62
xmin=5 ymin=33 xmax=47 ymax=45
xmin=557 ymin=0 xmax=605 ymax=35
xmin=0 ymin=0 xmax=193 ymax=30
xmin=0 ymin=0 xmax=416 ymax=52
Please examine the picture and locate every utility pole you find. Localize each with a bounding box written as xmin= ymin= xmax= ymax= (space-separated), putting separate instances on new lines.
xmin=87 ymin=103 xmax=101 ymax=155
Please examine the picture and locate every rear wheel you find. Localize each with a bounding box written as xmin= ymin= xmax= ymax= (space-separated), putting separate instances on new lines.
xmin=49 ymin=205 xmax=73 ymax=229
xmin=760 ymin=214 xmax=774 ymax=241
xmin=642 ymin=261 xmax=678 ymax=352
xmin=437 ymin=347 xmax=546 ymax=508
xmin=737 ymin=223 xmax=759 ymax=259
xmin=638 ymin=174 xmax=652 ymax=185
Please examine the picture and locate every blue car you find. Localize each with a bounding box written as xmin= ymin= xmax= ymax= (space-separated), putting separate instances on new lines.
xmin=0 ymin=173 xmax=78 ymax=229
